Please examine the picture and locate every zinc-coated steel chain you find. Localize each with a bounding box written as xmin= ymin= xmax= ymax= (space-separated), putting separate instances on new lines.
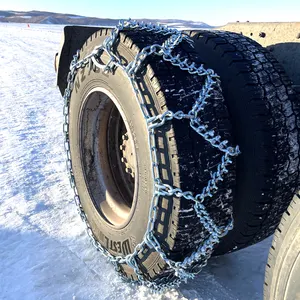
xmin=62 ymin=19 xmax=240 ymax=291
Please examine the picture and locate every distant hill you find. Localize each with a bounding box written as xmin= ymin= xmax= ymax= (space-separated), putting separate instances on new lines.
xmin=0 ymin=10 xmax=212 ymax=28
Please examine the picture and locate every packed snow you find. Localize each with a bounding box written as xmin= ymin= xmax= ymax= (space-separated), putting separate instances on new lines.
xmin=0 ymin=23 xmax=271 ymax=300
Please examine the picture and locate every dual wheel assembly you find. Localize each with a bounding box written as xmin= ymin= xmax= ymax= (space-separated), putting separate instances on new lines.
xmin=64 ymin=22 xmax=300 ymax=289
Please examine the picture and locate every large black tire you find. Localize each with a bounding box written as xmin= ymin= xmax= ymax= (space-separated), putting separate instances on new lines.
xmin=68 ymin=28 xmax=300 ymax=282
xmin=69 ymin=29 xmax=235 ymax=282
xmin=264 ymin=192 xmax=300 ymax=300
xmin=187 ymin=30 xmax=300 ymax=255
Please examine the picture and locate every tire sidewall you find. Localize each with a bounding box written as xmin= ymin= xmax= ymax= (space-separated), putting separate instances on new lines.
xmin=69 ymin=53 xmax=153 ymax=257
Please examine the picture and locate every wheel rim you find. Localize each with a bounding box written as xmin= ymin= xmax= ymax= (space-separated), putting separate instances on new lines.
xmin=80 ymin=88 xmax=137 ymax=228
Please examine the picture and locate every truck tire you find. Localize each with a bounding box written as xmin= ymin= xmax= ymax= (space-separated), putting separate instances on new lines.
xmin=69 ymin=29 xmax=236 ymax=282
xmin=67 ymin=28 xmax=299 ymax=282
xmin=264 ymin=193 xmax=300 ymax=300
xmin=187 ymin=30 xmax=300 ymax=255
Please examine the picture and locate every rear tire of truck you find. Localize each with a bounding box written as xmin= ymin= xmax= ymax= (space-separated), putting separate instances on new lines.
xmin=67 ymin=28 xmax=300 ymax=282
xmin=187 ymin=30 xmax=300 ymax=255
xmin=69 ymin=29 xmax=236 ymax=282
xmin=264 ymin=193 xmax=300 ymax=300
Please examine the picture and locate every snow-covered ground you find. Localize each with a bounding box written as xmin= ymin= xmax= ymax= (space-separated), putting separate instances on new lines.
xmin=0 ymin=23 xmax=271 ymax=300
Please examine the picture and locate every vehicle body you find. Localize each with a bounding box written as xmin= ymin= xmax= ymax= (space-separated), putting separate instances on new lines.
xmin=55 ymin=21 xmax=300 ymax=296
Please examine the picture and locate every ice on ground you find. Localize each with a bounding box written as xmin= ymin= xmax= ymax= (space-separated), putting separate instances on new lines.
xmin=0 ymin=23 xmax=270 ymax=300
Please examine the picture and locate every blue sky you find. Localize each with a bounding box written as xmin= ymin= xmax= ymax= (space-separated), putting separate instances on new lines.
xmin=0 ymin=0 xmax=299 ymax=26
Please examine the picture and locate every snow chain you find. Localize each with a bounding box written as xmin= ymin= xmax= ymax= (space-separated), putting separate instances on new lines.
xmin=62 ymin=19 xmax=240 ymax=291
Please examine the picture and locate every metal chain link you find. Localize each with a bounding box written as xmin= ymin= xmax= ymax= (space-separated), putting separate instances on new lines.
xmin=62 ymin=19 xmax=240 ymax=291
